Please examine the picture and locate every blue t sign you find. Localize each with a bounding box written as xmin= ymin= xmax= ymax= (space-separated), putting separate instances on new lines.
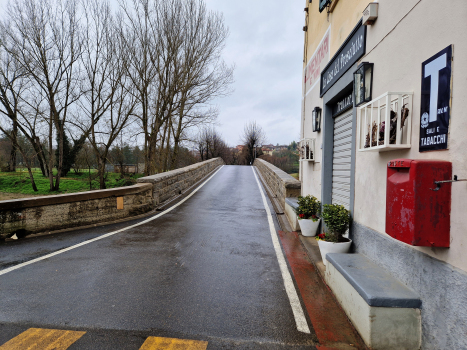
xmin=419 ymin=45 xmax=452 ymax=152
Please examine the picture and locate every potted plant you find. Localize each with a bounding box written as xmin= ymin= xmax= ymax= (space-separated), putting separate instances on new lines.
xmin=316 ymin=204 xmax=352 ymax=266
xmin=295 ymin=195 xmax=321 ymax=237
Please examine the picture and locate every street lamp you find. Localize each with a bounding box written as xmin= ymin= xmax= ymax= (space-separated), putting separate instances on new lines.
xmin=353 ymin=62 xmax=374 ymax=106
xmin=312 ymin=107 xmax=322 ymax=132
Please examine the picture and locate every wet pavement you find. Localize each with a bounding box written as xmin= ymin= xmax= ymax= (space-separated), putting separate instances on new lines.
xmin=0 ymin=165 xmax=364 ymax=349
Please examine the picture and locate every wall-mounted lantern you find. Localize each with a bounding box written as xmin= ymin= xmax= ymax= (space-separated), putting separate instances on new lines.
xmin=312 ymin=107 xmax=322 ymax=132
xmin=353 ymin=62 xmax=374 ymax=106
xmin=319 ymin=0 xmax=331 ymax=13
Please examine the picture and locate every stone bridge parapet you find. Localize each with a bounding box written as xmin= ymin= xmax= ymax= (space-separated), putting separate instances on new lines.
xmin=253 ymin=158 xmax=301 ymax=209
xmin=0 ymin=184 xmax=153 ymax=240
xmin=137 ymin=158 xmax=224 ymax=206
xmin=0 ymin=158 xmax=224 ymax=240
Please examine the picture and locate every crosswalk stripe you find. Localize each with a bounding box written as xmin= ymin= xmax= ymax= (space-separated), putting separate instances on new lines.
xmin=0 ymin=328 xmax=86 ymax=350
xmin=139 ymin=337 xmax=208 ymax=350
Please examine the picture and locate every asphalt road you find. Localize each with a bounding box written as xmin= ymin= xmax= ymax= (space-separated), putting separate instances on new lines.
xmin=0 ymin=165 xmax=317 ymax=349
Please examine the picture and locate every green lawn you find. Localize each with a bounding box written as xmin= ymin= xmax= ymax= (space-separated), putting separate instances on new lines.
xmin=0 ymin=168 xmax=144 ymax=196
xmin=290 ymin=173 xmax=299 ymax=180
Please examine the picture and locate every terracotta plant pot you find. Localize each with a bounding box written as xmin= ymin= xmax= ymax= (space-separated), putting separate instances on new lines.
xmin=298 ymin=218 xmax=320 ymax=237
xmin=318 ymin=238 xmax=352 ymax=266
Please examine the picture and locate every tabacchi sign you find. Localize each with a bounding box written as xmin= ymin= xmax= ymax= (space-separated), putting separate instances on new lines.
xmin=304 ymin=27 xmax=330 ymax=94
xmin=419 ymin=45 xmax=453 ymax=152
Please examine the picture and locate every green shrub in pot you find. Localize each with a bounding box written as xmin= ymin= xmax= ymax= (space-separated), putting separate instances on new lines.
xmin=295 ymin=195 xmax=321 ymax=221
xmin=319 ymin=204 xmax=351 ymax=243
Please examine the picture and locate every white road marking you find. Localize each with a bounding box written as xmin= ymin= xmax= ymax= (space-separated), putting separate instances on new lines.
xmin=0 ymin=166 xmax=225 ymax=277
xmin=251 ymin=167 xmax=311 ymax=334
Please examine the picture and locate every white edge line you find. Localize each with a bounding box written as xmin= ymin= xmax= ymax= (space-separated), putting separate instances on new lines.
xmin=0 ymin=165 xmax=225 ymax=277
xmin=251 ymin=167 xmax=311 ymax=334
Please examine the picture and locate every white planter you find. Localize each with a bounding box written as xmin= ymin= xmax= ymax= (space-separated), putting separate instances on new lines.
xmin=318 ymin=238 xmax=352 ymax=266
xmin=298 ymin=218 xmax=320 ymax=237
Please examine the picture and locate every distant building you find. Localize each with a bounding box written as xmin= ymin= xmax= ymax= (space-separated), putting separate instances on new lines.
xmin=261 ymin=144 xmax=288 ymax=155
xmin=274 ymin=145 xmax=288 ymax=152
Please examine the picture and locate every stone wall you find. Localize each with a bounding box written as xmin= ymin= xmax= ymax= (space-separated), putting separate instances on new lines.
xmin=137 ymin=158 xmax=224 ymax=205
xmin=0 ymin=184 xmax=153 ymax=240
xmin=253 ymin=158 xmax=301 ymax=209
xmin=0 ymin=158 xmax=224 ymax=240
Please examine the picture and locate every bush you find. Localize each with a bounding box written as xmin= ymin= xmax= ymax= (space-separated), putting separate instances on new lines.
xmin=321 ymin=204 xmax=351 ymax=242
xmin=295 ymin=195 xmax=321 ymax=221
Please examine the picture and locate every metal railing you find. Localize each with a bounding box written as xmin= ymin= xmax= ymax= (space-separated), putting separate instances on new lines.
xmin=357 ymin=92 xmax=413 ymax=152
xmin=299 ymin=138 xmax=315 ymax=161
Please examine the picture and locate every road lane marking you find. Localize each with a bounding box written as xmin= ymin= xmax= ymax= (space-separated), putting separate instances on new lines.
xmin=0 ymin=328 xmax=85 ymax=349
xmin=139 ymin=337 xmax=208 ymax=350
xmin=0 ymin=166 xmax=224 ymax=277
xmin=251 ymin=167 xmax=311 ymax=334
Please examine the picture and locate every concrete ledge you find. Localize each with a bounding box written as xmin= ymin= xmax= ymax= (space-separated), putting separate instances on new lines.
xmin=327 ymin=254 xmax=422 ymax=308
xmin=284 ymin=197 xmax=299 ymax=231
xmin=325 ymin=253 xmax=422 ymax=350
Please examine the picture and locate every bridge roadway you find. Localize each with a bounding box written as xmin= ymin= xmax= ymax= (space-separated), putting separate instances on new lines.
xmin=0 ymin=165 xmax=362 ymax=349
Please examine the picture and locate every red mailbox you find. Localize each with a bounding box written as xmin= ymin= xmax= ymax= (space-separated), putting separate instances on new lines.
xmin=386 ymin=159 xmax=451 ymax=247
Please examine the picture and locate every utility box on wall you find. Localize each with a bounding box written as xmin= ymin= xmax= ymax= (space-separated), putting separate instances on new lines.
xmin=386 ymin=159 xmax=452 ymax=247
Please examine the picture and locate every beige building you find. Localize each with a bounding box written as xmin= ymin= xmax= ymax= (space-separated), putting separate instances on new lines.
xmin=300 ymin=0 xmax=467 ymax=348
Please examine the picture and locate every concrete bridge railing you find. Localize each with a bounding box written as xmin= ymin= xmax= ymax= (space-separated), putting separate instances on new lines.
xmin=0 ymin=158 xmax=224 ymax=240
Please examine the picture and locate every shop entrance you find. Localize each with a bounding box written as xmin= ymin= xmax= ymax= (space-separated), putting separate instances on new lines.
xmin=331 ymin=110 xmax=353 ymax=209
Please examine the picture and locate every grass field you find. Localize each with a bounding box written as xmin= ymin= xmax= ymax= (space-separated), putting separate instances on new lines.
xmin=0 ymin=168 xmax=144 ymax=198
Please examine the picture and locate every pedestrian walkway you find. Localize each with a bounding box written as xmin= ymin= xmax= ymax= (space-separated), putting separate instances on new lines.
xmin=277 ymin=231 xmax=367 ymax=349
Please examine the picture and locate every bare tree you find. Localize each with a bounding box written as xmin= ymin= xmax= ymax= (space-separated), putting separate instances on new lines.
xmin=241 ymin=121 xmax=266 ymax=165
xmin=0 ymin=0 xmax=232 ymax=194
xmin=120 ymin=0 xmax=233 ymax=175
xmin=119 ymin=0 xmax=161 ymax=175
xmin=1 ymin=0 xmax=84 ymax=191
xmin=196 ymin=126 xmax=231 ymax=163
xmin=0 ymin=34 xmax=24 ymax=173
xmin=74 ymin=0 xmax=136 ymax=189
xmin=168 ymin=0 xmax=234 ymax=170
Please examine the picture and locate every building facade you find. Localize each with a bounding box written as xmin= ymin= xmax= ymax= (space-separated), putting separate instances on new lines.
xmin=300 ymin=0 xmax=467 ymax=348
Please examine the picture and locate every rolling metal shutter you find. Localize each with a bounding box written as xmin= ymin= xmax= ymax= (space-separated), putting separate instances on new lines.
xmin=331 ymin=111 xmax=353 ymax=209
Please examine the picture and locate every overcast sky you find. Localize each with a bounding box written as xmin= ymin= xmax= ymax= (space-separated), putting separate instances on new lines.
xmin=0 ymin=0 xmax=305 ymax=147
xmin=204 ymin=0 xmax=304 ymax=146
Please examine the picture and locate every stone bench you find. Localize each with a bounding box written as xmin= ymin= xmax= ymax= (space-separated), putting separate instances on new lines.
xmin=325 ymin=253 xmax=422 ymax=350
xmin=284 ymin=197 xmax=299 ymax=231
